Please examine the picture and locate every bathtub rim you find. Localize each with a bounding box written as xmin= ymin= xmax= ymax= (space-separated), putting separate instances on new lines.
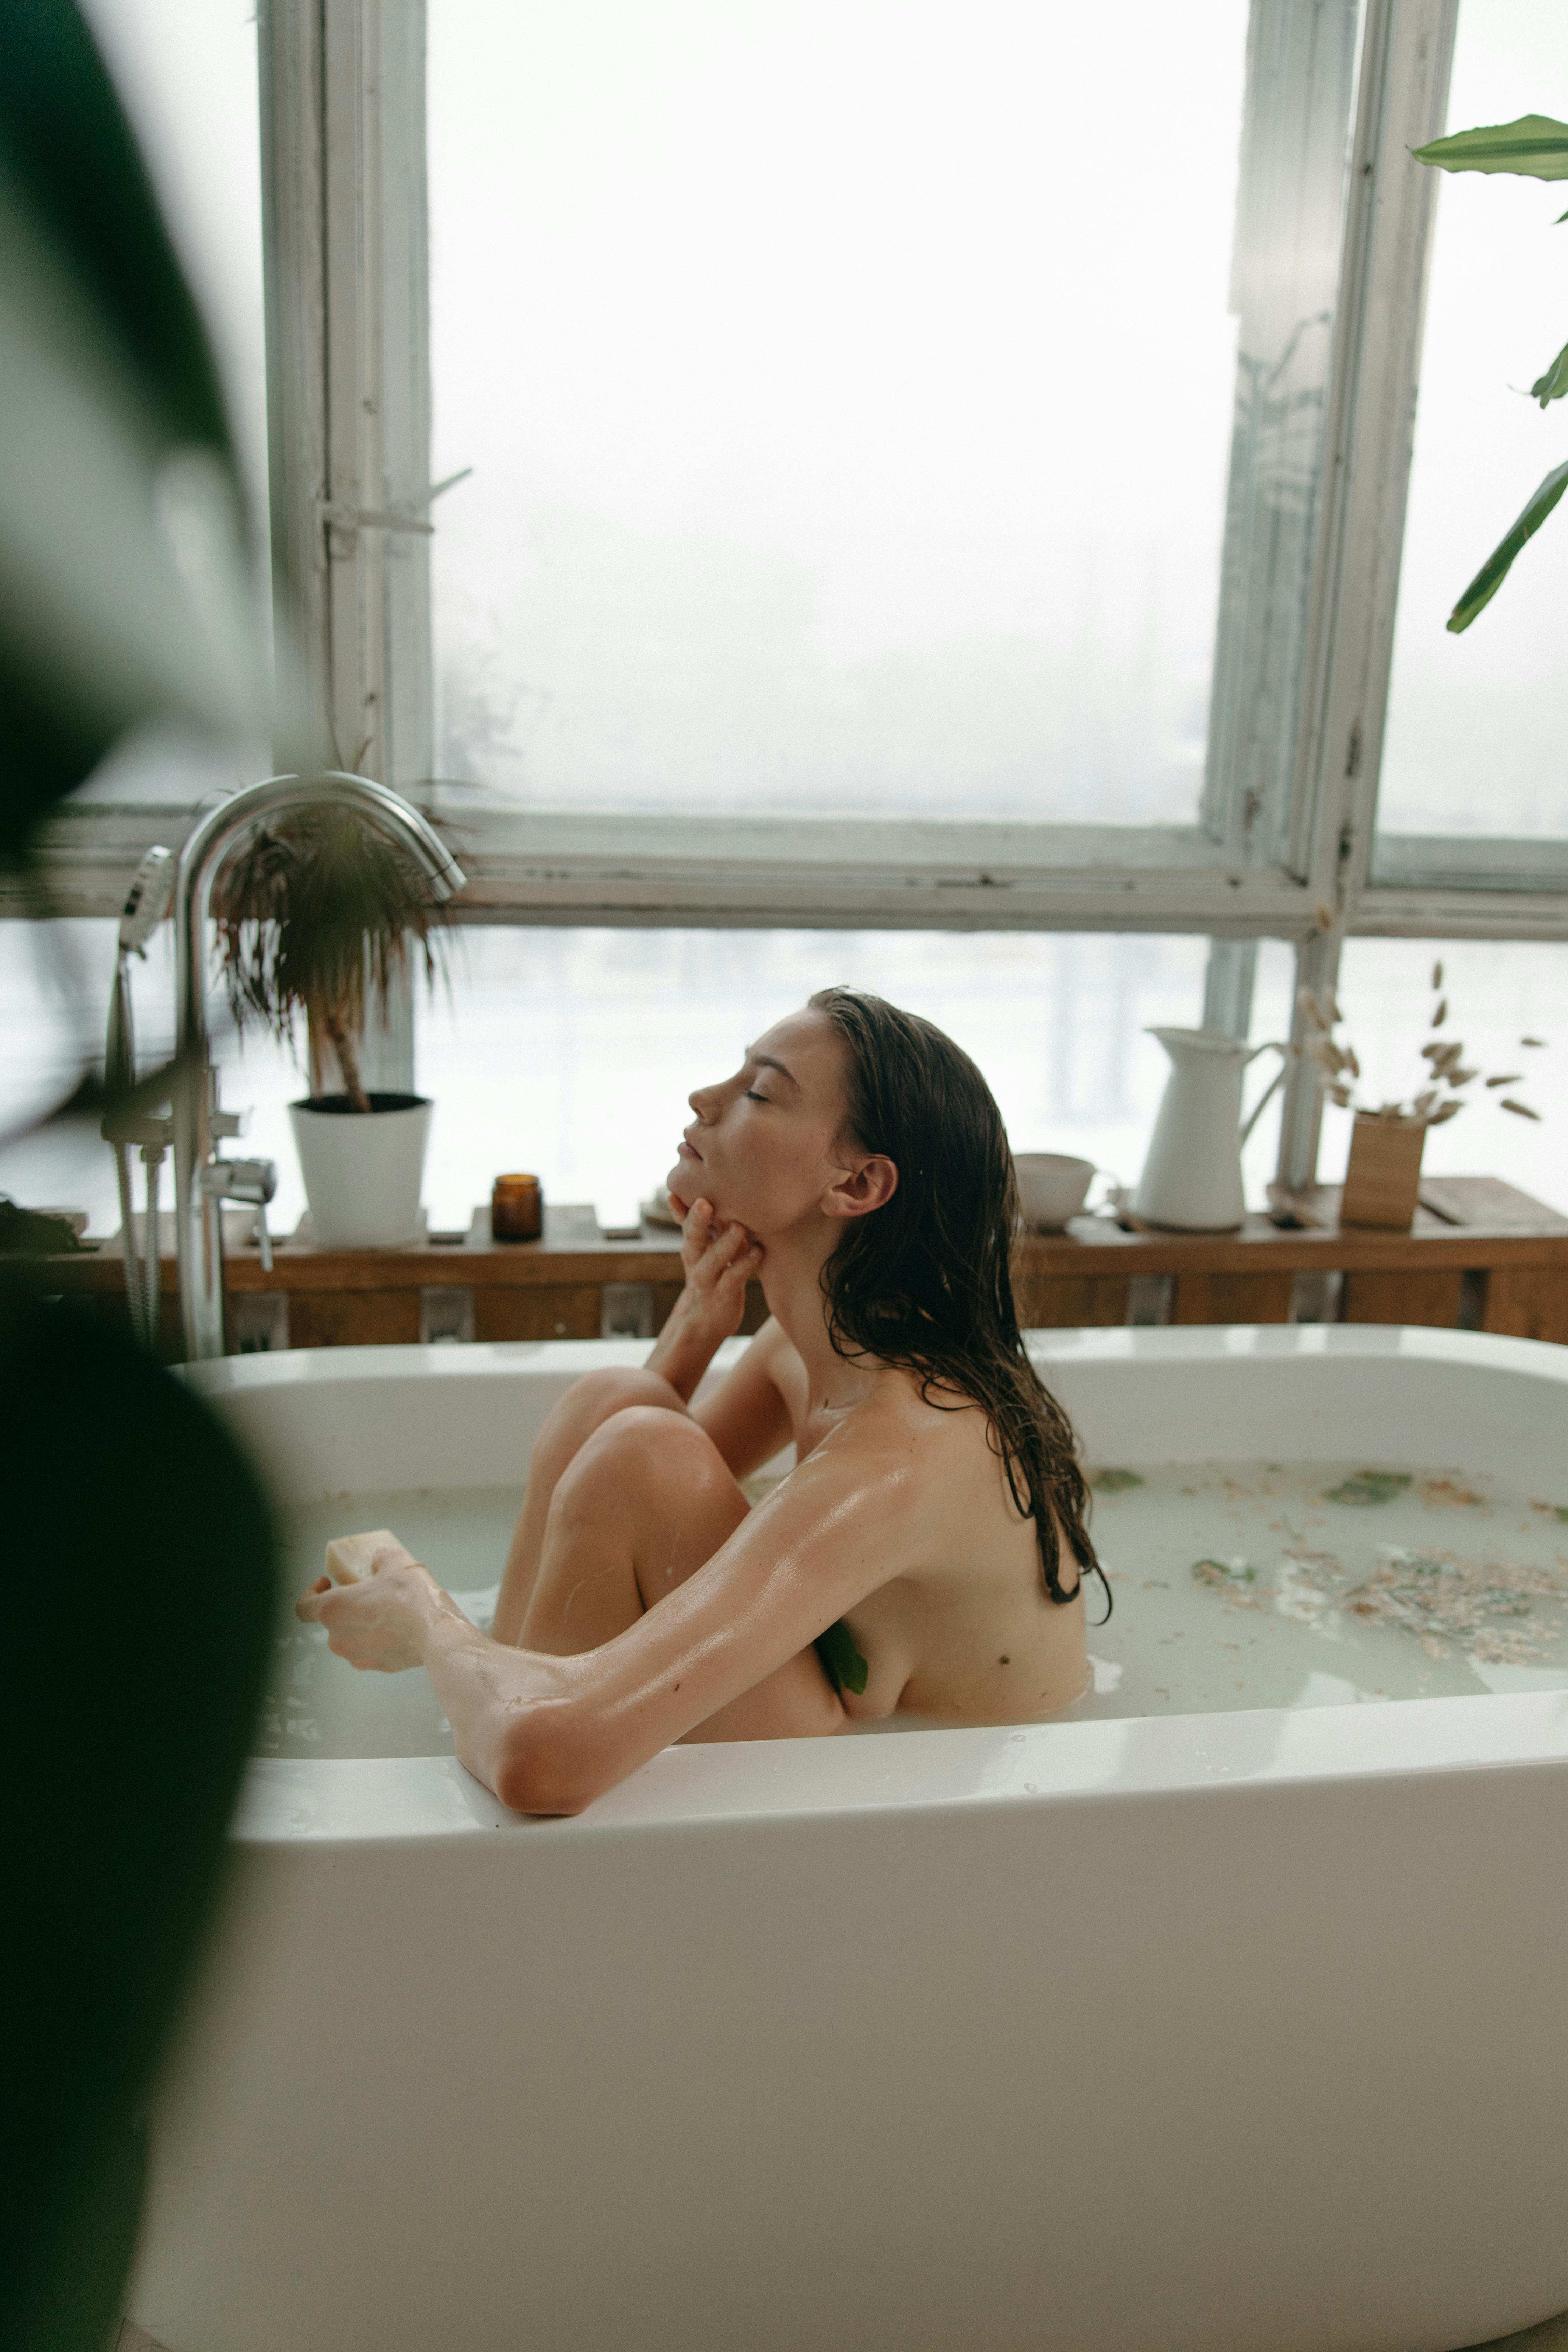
xmin=183 ymin=1316 xmax=1568 ymax=1399
xmin=186 ymin=1325 xmax=1568 ymax=1849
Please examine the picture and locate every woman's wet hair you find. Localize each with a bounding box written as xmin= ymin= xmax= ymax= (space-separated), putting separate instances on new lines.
xmin=808 ymin=987 xmax=1101 ymax=1611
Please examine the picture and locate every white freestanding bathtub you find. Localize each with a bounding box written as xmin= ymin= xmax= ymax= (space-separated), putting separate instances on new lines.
xmin=127 ymin=1328 xmax=1568 ymax=2352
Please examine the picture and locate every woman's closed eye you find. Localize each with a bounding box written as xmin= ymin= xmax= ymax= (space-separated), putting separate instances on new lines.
xmin=744 ymin=1089 xmax=772 ymax=1104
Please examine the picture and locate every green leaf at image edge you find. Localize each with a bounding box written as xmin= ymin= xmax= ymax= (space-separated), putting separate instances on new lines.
xmin=1530 ymin=340 xmax=1568 ymax=407
xmin=1412 ymin=114 xmax=1568 ymax=180
xmin=1447 ymin=459 xmax=1568 ymax=632
xmin=0 ymin=1284 xmax=278 ymax=2352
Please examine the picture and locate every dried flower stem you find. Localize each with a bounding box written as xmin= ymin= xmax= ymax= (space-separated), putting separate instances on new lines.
xmin=1300 ymin=968 xmax=1541 ymax=1128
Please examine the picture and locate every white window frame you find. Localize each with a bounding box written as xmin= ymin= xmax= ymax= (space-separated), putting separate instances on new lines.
xmin=23 ymin=0 xmax=1568 ymax=1189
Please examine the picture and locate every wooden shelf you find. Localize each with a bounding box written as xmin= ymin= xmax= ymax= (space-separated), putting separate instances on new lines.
xmin=12 ymin=1177 xmax=1568 ymax=1353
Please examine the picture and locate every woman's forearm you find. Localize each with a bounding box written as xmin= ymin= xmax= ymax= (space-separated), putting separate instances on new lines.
xmin=644 ymin=1287 xmax=728 ymax=1401
xmin=644 ymin=1206 xmax=762 ymax=1402
xmin=419 ymin=1601 xmax=589 ymax=1809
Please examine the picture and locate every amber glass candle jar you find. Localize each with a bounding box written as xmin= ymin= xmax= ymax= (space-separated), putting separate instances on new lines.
xmin=491 ymin=1172 xmax=543 ymax=1241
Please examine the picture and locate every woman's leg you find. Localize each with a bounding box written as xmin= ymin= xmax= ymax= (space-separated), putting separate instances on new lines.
xmin=519 ymin=1406 xmax=844 ymax=1741
xmin=492 ymin=1368 xmax=690 ymax=1644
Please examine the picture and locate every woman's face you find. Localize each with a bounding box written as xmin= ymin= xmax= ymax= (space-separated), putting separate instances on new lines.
xmin=667 ymin=1008 xmax=869 ymax=1239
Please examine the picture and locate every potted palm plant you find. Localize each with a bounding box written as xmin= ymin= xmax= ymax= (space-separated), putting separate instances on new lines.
xmin=211 ymin=804 xmax=450 ymax=1247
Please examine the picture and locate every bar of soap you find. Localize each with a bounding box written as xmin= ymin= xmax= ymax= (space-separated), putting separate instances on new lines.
xmin=323 ymin=1528 xmax=402 ymax=1585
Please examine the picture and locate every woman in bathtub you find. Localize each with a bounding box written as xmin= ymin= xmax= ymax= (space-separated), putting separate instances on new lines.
xmin=297 ymin=988 xmax=1105 ymax=1813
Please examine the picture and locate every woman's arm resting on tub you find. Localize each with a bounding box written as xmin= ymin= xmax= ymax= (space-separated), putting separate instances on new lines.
xmin=443 ymin=1436 xmax=905 ymax=1810
xmin=299 ymin=1435 xmax=917 ymax=1813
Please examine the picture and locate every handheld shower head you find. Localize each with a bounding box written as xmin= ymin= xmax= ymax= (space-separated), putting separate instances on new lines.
xmin=119 ymin=846 xmax=176 ymax=955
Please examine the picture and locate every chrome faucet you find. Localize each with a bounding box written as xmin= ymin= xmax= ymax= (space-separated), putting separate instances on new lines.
xmin=103 ymin=846 xmax=178 ymax=1351
xmin=173 ymin=772 xmax=465 ymax=1362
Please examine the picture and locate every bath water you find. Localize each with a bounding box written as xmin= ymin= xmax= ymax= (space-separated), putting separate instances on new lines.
xmin=262 ymin=1484 xmax=522 ymax=1761
xmin=258 ymin=1461 xmax=1568 ymax=1760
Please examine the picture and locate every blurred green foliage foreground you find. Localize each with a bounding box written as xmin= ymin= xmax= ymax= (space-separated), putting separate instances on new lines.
xmin=2 ymin=1293 xmax=275 ymax=2352
xmin=0 ymin=4 xmax=280 ymax=2347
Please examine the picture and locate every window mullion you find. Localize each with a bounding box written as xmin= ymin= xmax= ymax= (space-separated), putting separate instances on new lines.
xmin=260 ymin=0 xmax=429 ymax=1087
xmin=1202 ymin=0 xmax=1361 ymax=871
xmin=1288 ymin=0 xmax=1459 ymax=918
xmin=1268 ymin=0 xmax=1457 ymax=1192
xmin=1200 ymin=939 xmax=1259 ymax=1038
xmin=258 ymin=0 xmax=329 ymax=730
xmin=1277 ymin=928 xmax=1343 ymax=1190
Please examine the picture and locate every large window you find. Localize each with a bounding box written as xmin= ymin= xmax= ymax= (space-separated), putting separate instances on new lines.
xmin=425 ymin=0 xmax=1363 ymax=870
xmin=13 ymin=0 xmax=1568 ymax=1240
xmin=428 ymin=1 xmax=1258 ymax=827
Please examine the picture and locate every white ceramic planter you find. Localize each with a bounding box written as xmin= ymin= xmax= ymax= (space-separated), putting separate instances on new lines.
xmin=288 ymin=1092 xmax=432 ymax=1248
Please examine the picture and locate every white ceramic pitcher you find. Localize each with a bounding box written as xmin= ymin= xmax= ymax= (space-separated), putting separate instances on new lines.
xmin=1131 ymin=1027 xmax=1288 ymax=1232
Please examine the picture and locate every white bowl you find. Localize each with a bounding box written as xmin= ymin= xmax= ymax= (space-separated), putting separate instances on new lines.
xmin=1013 ymin=1152 xmax=1096 ymax=1231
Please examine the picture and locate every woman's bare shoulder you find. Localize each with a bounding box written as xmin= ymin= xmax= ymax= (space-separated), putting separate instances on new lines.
xmin=863 ymin=1365 xmax=988 ymax=1443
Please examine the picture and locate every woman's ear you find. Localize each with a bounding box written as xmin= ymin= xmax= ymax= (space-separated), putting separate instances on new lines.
xmin=821 ymin=1154 xmax=899 ymax=1222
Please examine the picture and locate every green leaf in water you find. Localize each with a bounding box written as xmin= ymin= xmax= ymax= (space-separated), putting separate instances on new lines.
xmin=1326 ymin=1471 xmax=1414 ymax=1506
xmin=1193 ymin=1558 xmax=1255 ymax=1588
xmin=815 ymin=1618 xmax=869 ymax=1697
xmin=1092 ymin=1468 xmax=1144 ymax=1493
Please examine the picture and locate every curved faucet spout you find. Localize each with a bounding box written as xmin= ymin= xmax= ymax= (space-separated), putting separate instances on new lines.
xmin=173 ymin=772 xmax=466 ymax=1361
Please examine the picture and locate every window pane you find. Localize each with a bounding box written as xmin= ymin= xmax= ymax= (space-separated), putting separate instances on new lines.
xmin=1375 ymin=0 xmax=1568 ymax=843
xmin=415 ymin=931 xmax=1211 ymax=1231
xmin=1324 ymin=940 xmax=1566 ymax=1212
xmin=0 ymin=925 xmax=1307 ymax=1242
xmin=429 ymin=1 xmax=1353 ymax=830
xmin=0 ymin=921 xmax=303 ymax=1238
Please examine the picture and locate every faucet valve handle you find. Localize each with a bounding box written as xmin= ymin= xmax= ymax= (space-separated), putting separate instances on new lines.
xmin=201 ymin=1154 xmax=276 ymax=1200
xmin=201 ymin=1151 xmax=275 ymax=1221
xmin=200 ymin=1156 xmax=278 ymax=1273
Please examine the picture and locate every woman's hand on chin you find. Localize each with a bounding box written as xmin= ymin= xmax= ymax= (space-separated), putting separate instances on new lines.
xmin=295 ymin=1545 xmax=449 ymax=1673
xmin=678 ymin=1197 xmax=764 ymax=1331
xmin=645 ymin=1197 xmax=764 ymax=1399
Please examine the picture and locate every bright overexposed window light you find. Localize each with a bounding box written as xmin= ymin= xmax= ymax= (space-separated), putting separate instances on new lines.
xmin=429 ymin=0 xmax=1251 ymax=823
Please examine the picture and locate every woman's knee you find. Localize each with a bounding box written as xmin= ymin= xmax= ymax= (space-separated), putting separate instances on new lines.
xmin=532 ymin=1367 xmax=685 ymax=1478
xmin=566 ymin=1366 xmax=685 ymax=1428
xmin=554 ymin=1406 xmax=730 ymax=1525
